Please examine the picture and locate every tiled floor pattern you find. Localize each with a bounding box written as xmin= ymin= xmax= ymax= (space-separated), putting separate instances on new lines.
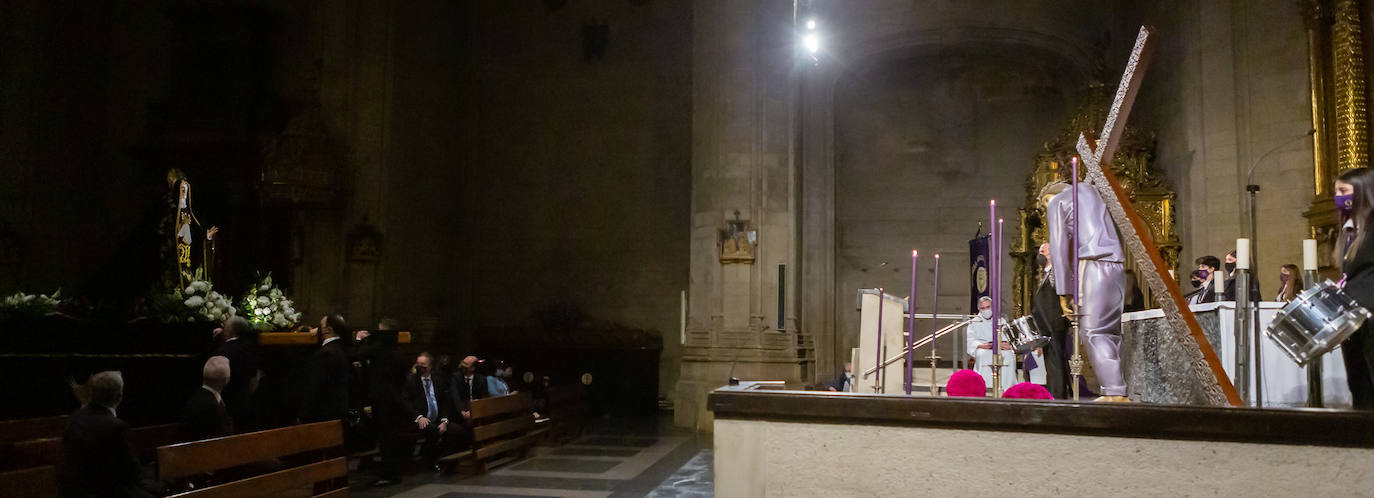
xmin=352 ymin=418 xmax=710 ymax=498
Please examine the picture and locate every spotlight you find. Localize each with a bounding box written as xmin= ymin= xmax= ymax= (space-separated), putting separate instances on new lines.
xmin=803 ymin=33 xmax=819 ymax=54
xmin=806 ymin=19 xmax=816 ymax=30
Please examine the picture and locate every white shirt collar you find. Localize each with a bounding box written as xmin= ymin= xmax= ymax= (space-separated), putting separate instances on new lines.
xmin=322 ymin=336 xmax=340 ymax=346
xmin=201 ymin=385 xmax=223 ymax=404
xmin=226 ymin=336 xmax=239 ymax=342
xmin=1345 ymin=219 xmax=1356 ymax=230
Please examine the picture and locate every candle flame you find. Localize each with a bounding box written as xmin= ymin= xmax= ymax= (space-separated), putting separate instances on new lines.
xmin=934 ymin=254 xmax=940 ymax=258
xmin=912 ymin=249 xmax=918 ymax=257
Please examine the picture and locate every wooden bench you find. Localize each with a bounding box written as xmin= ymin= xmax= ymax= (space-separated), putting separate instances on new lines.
xmin=0 ymin=415 xmax=68 ymax=444
xmin=157 ymin=420 xmax=347 ymax=498
xmin=0 ymin=466 xmax=57 ymax=498
xmin=0 ymin=422 xmax=179 ymax=472
xmin=545 ymin=385 xmax=586 ymax=444
xmin=439 ymin=392 xmax=547 ymax=474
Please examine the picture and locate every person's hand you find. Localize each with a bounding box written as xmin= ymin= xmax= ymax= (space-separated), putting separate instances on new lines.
xmin=828 ymin=386 xmax=838 ymax=391
xmin=438 ymin=420 xmax=448 ymax=434
xmin=999 ymin=342 xmax=1012 ymax=351
xmin=977 ymin=342 xmax=993 ymax=350
xmin=462 ymin=410 xmax=471 ymax=419
xmin=417 ymin=416 xmax=430 ymax=430
xmin=1059 ymin=296 xmax=1075 ymax=317
xmin=355 ymin=329 xmax=370 ymax=341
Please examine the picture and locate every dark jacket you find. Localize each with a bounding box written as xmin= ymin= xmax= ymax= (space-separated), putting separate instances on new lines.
xmin=298 ymin=338 xmax=351 ymax=422
xmin=1185 ymin=285 xmax=1216 ymax=304
xmin=404 ymin=373 xmax=453 ymax=424
xmin=212 ymin=338 xmax=260 ymax=430
xmin=178 ymin=387 xmax=232 ymax=441
xmin=1222 ymin=274 xmax=1262 ymax=302
xmin=1031 ymin=270 xmax=1071 ymax=398
xmin=61 ymin=404 xmax=148 ymax=498
xmin=449 ymin=372 xmax=489 ymax=414
xmin=1344 ymin=228 xmax=1374 ymax=308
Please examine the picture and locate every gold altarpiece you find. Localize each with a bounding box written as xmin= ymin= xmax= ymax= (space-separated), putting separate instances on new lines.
xmin=1011 ymin=89 xmax=1181 ymax=316
xmin=1302 ymin=0 xmax=1372 ymax=274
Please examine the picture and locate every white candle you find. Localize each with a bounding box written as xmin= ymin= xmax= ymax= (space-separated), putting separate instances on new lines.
xmin=1236 ymin=238 xmax=1250 ymax=269
xmin=680 ymin=290 xmax=687 ymax=344
xmin=1303 ymin=239 xmax=1318 ymax=270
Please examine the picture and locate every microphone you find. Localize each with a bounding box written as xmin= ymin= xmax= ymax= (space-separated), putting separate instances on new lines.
xmin=1246 ymin=129 xmax=1316 ymax=185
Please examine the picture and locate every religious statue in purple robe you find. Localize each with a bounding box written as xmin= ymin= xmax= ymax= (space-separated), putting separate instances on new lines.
xmin=1042 ymin=181 xmax=1127 ymax=398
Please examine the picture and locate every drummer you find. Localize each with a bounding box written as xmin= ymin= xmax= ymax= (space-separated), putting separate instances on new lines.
xmin=965 ymin=296 xmax=1016 ymax=391
xmin=1335 ymin=167 xmax=1374 ymax=410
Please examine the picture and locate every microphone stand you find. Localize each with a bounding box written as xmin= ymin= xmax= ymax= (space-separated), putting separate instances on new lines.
xmin=1241 ymin=129 xmax=1314 ymax=407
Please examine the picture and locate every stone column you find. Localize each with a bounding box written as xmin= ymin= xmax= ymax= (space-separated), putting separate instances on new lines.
xmin=676 ymin=0 xmax=799 ymax=431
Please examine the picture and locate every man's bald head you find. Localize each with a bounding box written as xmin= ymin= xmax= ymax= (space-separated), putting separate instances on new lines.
xmin=460 ymin=356 xmax=478 ymax=374
xmin=203 ymin=356 xmax=231 ymax=391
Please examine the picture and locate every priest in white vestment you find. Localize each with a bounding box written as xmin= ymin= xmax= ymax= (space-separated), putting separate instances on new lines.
xmin=965 ymin=296 xmax=1015 ymax=389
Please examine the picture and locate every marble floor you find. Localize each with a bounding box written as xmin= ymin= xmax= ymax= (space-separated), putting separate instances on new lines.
xmin=351 ymin=414 xmax=713 ymax=498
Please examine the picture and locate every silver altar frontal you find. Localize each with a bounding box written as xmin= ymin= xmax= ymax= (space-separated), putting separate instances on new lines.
xmin=1121 ymin=301 xmax=1351 ymax=408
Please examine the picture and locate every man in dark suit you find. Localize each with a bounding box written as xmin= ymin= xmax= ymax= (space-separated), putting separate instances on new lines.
xmin=1031 ymin=243 xmax=1071 ymax=399
xmin=403 ymin=352 xmax=452 ymax=473
xmin=448 ymin=355 xmax=488 ymax=451
xmin=360 ymin=320 xmax=413 ymax=486
xmin=213 ymin=317 xmax=261 ymax=433
xmin=62 ymin=371 xmax=156 ymax=497
xmin=298 ymin=314 xmax=351 ymax=423
xmin=1187 ymin=256 xmax=1221 ymax=304
xmin=179 ymin=356 xmax=233 ymax=441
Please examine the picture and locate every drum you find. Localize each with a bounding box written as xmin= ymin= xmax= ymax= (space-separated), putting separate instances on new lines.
xmin=1266 ymin=280 xmax=1372 ymax=366
xmin=1001 ymin=316 xmax=1051 ymax=355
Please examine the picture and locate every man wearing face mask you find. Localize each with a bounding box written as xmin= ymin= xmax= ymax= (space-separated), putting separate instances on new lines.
xmin=1031 ymin=242 xmax=1071 ymax=398
xmin=402 ymin=352 xmax=451 ymax=478
xmin=964 ymin=296 xmax=1015 ymax=390
xmin=1187 ymin=256 xmax=1220 ymax=305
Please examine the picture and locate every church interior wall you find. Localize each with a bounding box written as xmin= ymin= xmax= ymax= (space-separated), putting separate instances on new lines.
xmin=1132 ymin=0 xmax=1315 ymax=297
xmin=830 ymin=47 xmax=1083 ymax=369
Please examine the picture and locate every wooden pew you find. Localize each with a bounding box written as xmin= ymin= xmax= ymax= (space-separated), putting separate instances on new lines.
xmin=545 ymin=385 xmax=586 ymax=444
xmin=0 ymin=465 xmax=57 ymax=498
xmin=0 ymin=415 xmax=68 ymax=444
xmin=439 ymin=392 xmax=546 ymax=474
xmin=157 ymin=420 xmax=347 ymax=498
xmin=0 ymin=422 xmax=181 ymax=472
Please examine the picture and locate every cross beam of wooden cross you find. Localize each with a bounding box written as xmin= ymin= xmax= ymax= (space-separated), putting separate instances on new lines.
xmin=1075 ymin=26 xmax=1243 ymax=407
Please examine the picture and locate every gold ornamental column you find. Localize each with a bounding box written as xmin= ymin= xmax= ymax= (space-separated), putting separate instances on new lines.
xmin=1332 ymin=0 xmax=1369 ymax=173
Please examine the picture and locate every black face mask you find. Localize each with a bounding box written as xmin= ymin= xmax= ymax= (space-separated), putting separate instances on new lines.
xmin=1191 ymin=279 xmax=1202 ymax=289
xmin=416 ymin=365 xmax=429 ymax=376
xmin=1035 ymin=254 xmax=1048 ymax=268
xmin=1224 ymin=262 xmax=1236 ymax=273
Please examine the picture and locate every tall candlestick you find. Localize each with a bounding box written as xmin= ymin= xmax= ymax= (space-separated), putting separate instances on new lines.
xmin=1071 ymin=157 xmax=1079 ymax=301
xmin=930 ymin=254 xmax=941 ymax=396
xmin=1236 ymin=238 xmax=1251 ymax=269
xmin=1303 ymin=239 xmax=1318 ymax=271
xmin=906 ymin=250 xmax=918 ymax=395
xmin=875 ymin=287 xmax=884 ymax=392
xmin=996 ymin=218 xmax=1005 ymax=397
xmin=989 ymin=201 xmax=998 ymax=368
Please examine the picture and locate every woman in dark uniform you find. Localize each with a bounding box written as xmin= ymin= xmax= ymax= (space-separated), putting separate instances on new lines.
xmin=1335 ymin=167 xmax=1374 ymax=409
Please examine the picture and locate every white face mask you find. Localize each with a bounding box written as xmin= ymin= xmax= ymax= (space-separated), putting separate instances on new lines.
xmin=979 ymin=309 xmax=992 ymax=319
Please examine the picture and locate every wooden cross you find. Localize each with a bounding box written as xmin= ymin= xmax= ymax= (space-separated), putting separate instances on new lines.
xmin=1075 ymin=26 xmax=1243 ymax=406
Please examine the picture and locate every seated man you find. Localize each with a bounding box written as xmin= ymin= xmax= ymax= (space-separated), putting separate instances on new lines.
xmin=964 ymin=296 xmax=1015 ymax=390
xmin=62 ymin=371 xmax=157 ymax=498
xmin=179 ymin=356 xmax=233 ymax=441
xmin=826 ymin=362 xmax=854 ymax=392
xmin=403 ymin=352 xmax=452 ymax=473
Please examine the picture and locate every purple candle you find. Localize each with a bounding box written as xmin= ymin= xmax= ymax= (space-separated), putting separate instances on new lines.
xmin=1071 ymin=157 xmax=1079 ymax=301
xmin=906 ymin=250 xmax=918 ymax=395
xmin=875 ymin=286 xmax=883 ymax=391
xmin=990 ymin=200 xmax=999 ymax=358
xmin=930 ymin=254 xmax=940 ymax=384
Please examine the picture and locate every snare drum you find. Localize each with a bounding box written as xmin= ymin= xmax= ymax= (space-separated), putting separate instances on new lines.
xmin=1266 ymin=280 xmax=1372 ymax=366
xmin=1002 ymin=316 xmax=1052 ymax=355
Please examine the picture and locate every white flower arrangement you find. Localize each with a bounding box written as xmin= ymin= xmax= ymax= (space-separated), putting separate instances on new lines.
xmin=241 ymin=273 xmax=301 ymax=330
xmin=181 ymin=271 xmax=236 ymax=323
xmin=0 ymin=289 xmax=62 ymax=318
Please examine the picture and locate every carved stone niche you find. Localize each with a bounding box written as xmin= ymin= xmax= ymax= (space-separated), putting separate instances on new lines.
xmin=1012 ymin=87 xmax=1180 ymax=315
